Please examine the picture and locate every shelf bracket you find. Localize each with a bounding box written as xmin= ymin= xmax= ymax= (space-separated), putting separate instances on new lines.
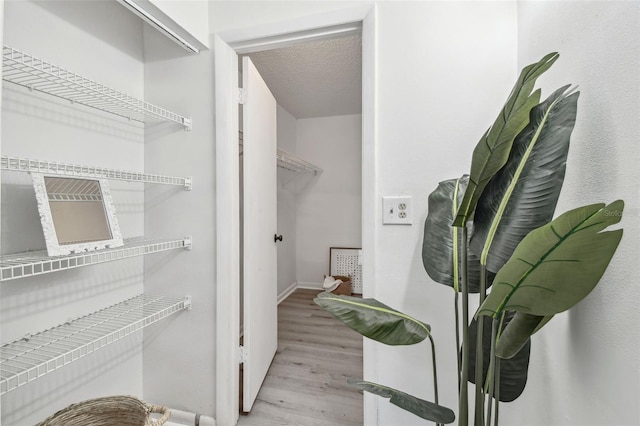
xmin=184 ymin=177 xmax=193 ymax=191
xmin=183 ymin=236 xmax=193 ymax=250
xmin=183 ymin=117 xmax=193 ymax=131
xmin=184 ymin=295 xmax=193 ymax=311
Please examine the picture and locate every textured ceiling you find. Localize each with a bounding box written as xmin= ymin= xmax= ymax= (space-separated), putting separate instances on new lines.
xmin=245 ymin=34 xmax=362 ymax=119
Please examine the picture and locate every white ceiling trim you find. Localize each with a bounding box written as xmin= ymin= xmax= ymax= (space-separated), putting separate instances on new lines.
xmin=217 ymin=3 xmax=371 ymax=52
xmin=230 ymin=22 xmax=362 ymax=54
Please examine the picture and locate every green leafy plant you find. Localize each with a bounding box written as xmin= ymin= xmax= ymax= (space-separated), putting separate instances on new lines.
xmin=314 ymin=53 xmax=624 ymax=425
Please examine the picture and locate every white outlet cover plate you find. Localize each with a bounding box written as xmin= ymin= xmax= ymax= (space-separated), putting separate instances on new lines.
xmin=382 ymin=196 xmax=412 ymax=225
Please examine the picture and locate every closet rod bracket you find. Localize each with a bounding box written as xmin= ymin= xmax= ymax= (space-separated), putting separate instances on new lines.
xmin=183 ymin=236 xmax=193 ymax=250
xmin=184 ymin=177 xmax=193 ymax=191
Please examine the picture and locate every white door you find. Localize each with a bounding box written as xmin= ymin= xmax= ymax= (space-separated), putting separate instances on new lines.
xmin=242 ymin=56 xmax=278 ymax=413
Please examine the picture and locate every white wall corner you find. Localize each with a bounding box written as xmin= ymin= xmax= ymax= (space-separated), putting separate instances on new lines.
xmin=277 ymin=282 xmax=298 ymax=305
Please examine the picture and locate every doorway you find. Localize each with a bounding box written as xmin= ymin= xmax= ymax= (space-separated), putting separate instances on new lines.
xmin=244 ymin=32 xmax=363 ymax=298
xmin=215 ymin=7 xmax=376 ymax=426
xmin=238 ymin=32 xmax=363 ymax=420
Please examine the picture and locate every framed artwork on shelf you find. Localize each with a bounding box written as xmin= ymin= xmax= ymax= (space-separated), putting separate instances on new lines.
xmin=32 ymin=173 xmax=124 ymax=256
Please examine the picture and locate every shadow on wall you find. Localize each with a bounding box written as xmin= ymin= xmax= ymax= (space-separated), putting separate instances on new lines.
xmin=1 ymin=337 xmax=142 ymax=426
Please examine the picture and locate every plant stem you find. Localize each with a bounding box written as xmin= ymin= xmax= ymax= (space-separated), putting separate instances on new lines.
xmin=474 ymin=265 xmax=487 ymax=426
xmin=452 ymin=206 xmax=462 ymax=391
xmin=494 ymin=358 xmax=501 ymax=426
xmin=493 ymin=313 xmax=505 ymax=426
xmin=455 ymin=291 xmax=461 ymax=391
xmin=459 ymin=226 xmax=469 ymax=426
xmin=485 ymin=319 xmax=498 ymax=426
xmin=429 ymin=334 xmax=442 ymax=426
xmin=483 ymin=312 xmax=506 ymax=394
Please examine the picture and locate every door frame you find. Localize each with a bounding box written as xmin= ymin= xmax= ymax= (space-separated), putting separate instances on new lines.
xmin=215 ymin=5 xmax=378 ymax=426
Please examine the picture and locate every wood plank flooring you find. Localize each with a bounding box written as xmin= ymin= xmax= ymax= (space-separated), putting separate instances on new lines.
xmin=238 ymin=289 xmax=363 ymax=426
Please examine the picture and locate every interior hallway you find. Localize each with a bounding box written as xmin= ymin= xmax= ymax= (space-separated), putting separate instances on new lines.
xmin=238 ymin=289 xmax=363 ymax=426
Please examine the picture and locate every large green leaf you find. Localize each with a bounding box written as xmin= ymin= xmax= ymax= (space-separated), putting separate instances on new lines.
xmin=452 ymin=52 xmax=558 ymax=227
xmin=470 ymin=86 xmax=579 ymax=273
xmin=314 ymin=292 xmax=430 ymax=345
xmin=465 ymin=313 xmax=531 ymax=401
xmin=477 ymin=201 xmax=624 ymax=319
xmin=495 ymin=312 xmax=553 ymax=359
xmin=347 ymin=379 xmax=456 ymax=424
xmin=423 ymin=175 xmax=482 ymax=293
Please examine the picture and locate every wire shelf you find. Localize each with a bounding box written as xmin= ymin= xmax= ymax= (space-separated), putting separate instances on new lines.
xmin=0 ymin=237 xmax=192 ymax=281
xmin=2 ymin=45 xmax=192 ymax=130
xmin=1 ymin=155 xmax=192 ymax=190
xmin=0 ymin=294 xmax=191 ymax=395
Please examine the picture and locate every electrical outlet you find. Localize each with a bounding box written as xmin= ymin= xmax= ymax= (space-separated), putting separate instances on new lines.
xmin=382 ymin=196 xmax=412 ymax=225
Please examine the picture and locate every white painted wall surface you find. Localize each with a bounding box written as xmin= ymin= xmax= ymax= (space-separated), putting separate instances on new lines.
xmin=296 ymin=114 xmax=362 ymax=287
xmin=142 ymin=26 xmax=216 ymax=416
xmin=509 ymin=2 xmax=640 ymax=425
xmin=1 ymin=1 xmax=145 ymax=424
xmin=276 ymin=105 xmax=298 ymax=297
xmin=372 ymin=2 xmax=517 ymax=425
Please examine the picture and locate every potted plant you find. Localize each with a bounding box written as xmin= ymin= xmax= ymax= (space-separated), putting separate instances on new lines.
xmin=314 ymin=52 xmax=624 ymax=426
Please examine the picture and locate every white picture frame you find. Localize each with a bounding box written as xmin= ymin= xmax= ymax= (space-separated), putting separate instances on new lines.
xmin=329 ymin=247 xmax=363 ymax=294
xmin=32 ymin=173 xmax=124 ymax=256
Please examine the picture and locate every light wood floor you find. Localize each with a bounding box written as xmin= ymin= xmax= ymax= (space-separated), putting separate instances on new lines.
xmin=238 ymin=289 xmax=363 ymax=426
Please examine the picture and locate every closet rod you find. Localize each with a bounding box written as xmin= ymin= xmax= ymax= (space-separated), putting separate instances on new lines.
xmin=239 ymin=138 xmax=322 ymax=175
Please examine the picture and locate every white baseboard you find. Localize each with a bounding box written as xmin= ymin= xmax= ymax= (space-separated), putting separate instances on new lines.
xmin=277 ymin=282 xmax=324 ymax=305
xmin=165 ymin=408 xmax=215 ymax=426
xmin=277 ymin=281 xmax=298 ymax=304
xmin=297 ymin=281 xmax=323 ymax=290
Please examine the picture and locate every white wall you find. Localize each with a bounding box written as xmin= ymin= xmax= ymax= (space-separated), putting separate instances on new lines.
xmin=276 ymin=104 xmax=298 ymax=298
xmin=372 ymin=2 xmax=517 ymax=425
xmin=1 ymin=1 xmax=145 ymax=424
xmin=296 ymin=114 xmax=362 ymax=287
xmin=142 ymin=25 xmax=216 ymax=416
xmin=510 ymin=2 xmax=640 ymax=425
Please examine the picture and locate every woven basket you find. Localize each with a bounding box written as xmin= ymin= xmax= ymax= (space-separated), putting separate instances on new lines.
xmin=36 ymin=395 xmax=171 ymax=426
xmin=331 ymin=275 xmax=352 ymax=296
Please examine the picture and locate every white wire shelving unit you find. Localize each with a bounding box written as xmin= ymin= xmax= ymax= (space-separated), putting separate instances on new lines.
xmin=1 ymin=155 xmax=192 ymax=190
xmin=2 ymin=45 xmax=192 ymax=130
xmin=0 ymin=294 xmax=191 ymax=395
xmin=0 ymin=237 xmax=191 ymax=281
